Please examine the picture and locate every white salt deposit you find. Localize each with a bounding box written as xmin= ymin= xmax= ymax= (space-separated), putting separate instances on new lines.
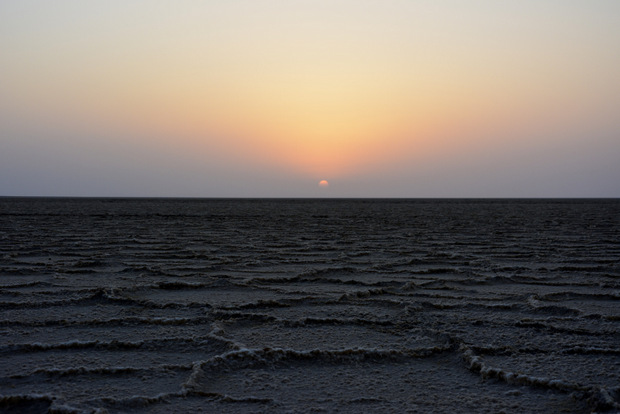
xmin=0 ymin=198 xmax=618 ymax=413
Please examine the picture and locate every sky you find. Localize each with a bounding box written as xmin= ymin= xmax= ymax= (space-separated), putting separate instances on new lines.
xmin=1 ymin=1 xmax=619 ymax=197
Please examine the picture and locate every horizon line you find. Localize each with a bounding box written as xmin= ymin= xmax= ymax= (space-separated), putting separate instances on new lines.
xmin=1 ymin=195 xmax=618 ymax=200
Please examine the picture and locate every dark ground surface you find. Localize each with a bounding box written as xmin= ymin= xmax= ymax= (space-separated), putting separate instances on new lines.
xmin=1 ymin=198 xmax=619 ymax=413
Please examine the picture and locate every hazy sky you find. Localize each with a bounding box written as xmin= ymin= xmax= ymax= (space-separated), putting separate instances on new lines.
xmin=1 ymin=1 xmax=619 ymax=197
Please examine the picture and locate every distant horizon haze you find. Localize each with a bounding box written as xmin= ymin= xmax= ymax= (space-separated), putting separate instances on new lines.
xmin=1 ymin=1 xmax=619 ymax=197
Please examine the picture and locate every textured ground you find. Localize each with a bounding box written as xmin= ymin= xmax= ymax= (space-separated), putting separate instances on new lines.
xmin=1 ymin=198 xmax=619 ymax=413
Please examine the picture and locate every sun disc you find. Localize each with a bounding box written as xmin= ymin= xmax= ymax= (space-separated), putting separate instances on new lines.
xmin=318 ymin=180 xmax=329 ymax=187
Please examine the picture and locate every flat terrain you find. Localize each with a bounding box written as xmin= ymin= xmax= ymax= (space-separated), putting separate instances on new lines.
xmin=1 ymin=198 xmax=619 ymax=413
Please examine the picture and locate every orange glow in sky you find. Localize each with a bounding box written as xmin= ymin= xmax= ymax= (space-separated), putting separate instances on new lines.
xmin=1 ymin=1 xmax=619 ymax=196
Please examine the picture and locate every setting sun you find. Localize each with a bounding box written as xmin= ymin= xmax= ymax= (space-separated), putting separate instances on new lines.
xmin=0 ymin=1 xmax=618 ymax=197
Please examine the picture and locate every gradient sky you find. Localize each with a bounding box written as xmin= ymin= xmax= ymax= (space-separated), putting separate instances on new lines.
xmin=1 ymin=1 xmax=619 ymax=197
